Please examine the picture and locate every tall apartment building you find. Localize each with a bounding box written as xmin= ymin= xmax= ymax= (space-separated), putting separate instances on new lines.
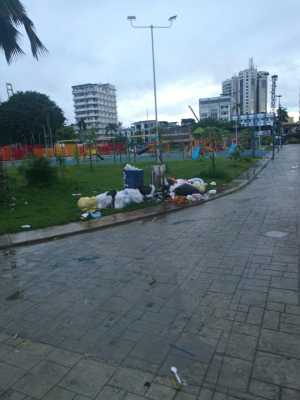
xmin=222 ymin=59 xmax=269 ymax=114
xmin=72 ymin=83 xmax=118 ymax=136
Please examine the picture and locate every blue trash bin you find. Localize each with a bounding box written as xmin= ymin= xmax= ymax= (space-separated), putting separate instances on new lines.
xmin=123 ymin=169 xmax=144 ymax=189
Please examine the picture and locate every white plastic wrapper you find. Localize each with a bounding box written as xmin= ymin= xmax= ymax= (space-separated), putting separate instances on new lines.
xmin=96 ymin=192 xmax=113 ymax=209
xmin=114 ymin=191 xmax=131 ymax=209
xmin=125 ymin=189 xmax=144 ymax=204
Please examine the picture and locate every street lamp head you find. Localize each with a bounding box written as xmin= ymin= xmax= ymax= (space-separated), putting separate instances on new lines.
xmin=127 ymin=16 xmax=136 ymax=20
xmin=169 ymin=15 xmax=177 ymax=21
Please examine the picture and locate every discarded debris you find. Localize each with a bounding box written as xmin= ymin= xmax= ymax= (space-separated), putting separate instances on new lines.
xmin=169 ymin=344 xmax=195 ymax=357
xmin=149 ymin=276 xmax=156 ymax=285
xmin=144 ymin=382 xmax=151 ymax=387
xmin=6 ymin=290 xmax=23 ymax=301
xmin=171 ymin=366 xmax=181 ymax=384
xmin=72 ymin=193 xmax=82 ymax=196
xmin=171 ymin=378 xmax=183 ymax=391
xmin=210 ymin=182 xmax=216 ymax=185
xmin=2 ymin=275 xmax=12 ymax=279
xmin=14 ymin=333 xmax=19 ymax=340
xmin=17 ymin=342 xmax=29 ymax=349
xmin=21 ymin=225 xmax=30 ymax=228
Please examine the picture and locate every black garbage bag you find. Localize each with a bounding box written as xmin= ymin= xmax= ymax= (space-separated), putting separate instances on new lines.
xmin=107 ymin=190 xmax=117 ymax=206
xmin=174 ymin=184 xmax=200 ymax=196
xmin=140 ymin=185 xmax=153 ymax=196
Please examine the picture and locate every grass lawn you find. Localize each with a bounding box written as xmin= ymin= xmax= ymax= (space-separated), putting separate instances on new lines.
xmin=1 ymin=156 xmax=261 ymax=235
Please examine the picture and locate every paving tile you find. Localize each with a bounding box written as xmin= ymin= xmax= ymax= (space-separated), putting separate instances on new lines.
xmin=129 ymin=334 xmax=170 ymax=364
xmin=46 ymin=348 xmax=83 ymax=367
xmin=0 ymin=390 xmax=28 ymax=399
xmin=217 ymin=356 xmax=252 ymax=391
xmin=249 ymin=379 xmax=280 ymax=400
xmin=281 ymin=388 xmax=300 ymax=400
xmin=145 ymin=382 xmax=176 ymax=400
xmin=258 ymin=329 xmax=300 ymax=359
xmin=13 ymin=360 xmax=69 ymax=399
xmin=225 ymin=333 xmax=257 ymax=361
xmin=0 ymin=362 xmax=26 ymax=395
xmin=108 ymin=365 xmax=154 ymax=396
xmin=96 ymin=385 xmax=126 ymax=400
xmin=268 ymin=288 xmax=298 ymax=305
xmin=59 ymin=358 xmax=116 ymax=398
xmin=253 ymin=351 xmax=300 ymax=390
xmin=43 ymin=386 xmax=75 ymax=400
xmin=90 ymin=336 xmax=135 ymax=363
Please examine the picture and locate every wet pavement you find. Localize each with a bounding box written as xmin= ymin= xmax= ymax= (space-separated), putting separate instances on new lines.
xmin=0 ymin=145 xmax=299 ymax=399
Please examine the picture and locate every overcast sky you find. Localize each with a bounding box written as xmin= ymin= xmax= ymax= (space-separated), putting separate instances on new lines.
xmin=1 ymin=0 xmax=299 ymax=127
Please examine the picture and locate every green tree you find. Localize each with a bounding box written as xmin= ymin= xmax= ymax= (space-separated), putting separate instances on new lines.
xmin=239 ymin=128 xmax=252 ymax=149
xmin=105 ymin=123 xmax=118 ymax=137
xmin=192 ymin=117 xmax=234 ymax=133
xmin=85 ymin=128 xmax=98 ymax=170
xmin=0 ymin=0 xmax=48 ymax=64
xmin=277 ymin=107 xmax=289 ymax=123
xmin=54 ymin=126 xmax=78 ymax=141
xmin=0 ymin=91 xmax=66 ymax=146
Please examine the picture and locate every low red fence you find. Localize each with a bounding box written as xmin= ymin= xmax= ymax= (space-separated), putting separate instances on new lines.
xmin=0 ymin=142 xmax=127 ymax=160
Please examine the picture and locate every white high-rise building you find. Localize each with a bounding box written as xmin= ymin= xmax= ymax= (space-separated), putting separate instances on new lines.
xmin=199 ymin=95 xmax=234 ymax=121
xmin=72 ymin=83 xmax=118 ymax=136
xmin=222 ymin=59 xmax=269 ymax=114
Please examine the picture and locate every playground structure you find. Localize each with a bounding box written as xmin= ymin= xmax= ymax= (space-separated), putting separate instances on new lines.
xmin=0 ymin=132 xmax=245 ymax=165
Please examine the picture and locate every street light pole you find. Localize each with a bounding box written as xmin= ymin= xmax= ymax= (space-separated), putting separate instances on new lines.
xmin=277 ymin=95 xmax=282 ymax=149
xmin=127 ymin=15 xmax=177 ymax=163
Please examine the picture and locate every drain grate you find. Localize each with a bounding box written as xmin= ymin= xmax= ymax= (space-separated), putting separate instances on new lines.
xmin=263 ymin=230 xmax=291 ymax=239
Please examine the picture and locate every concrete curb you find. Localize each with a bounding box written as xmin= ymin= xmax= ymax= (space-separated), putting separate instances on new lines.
xmin=0 ymin=155 xmax=272 ymax=249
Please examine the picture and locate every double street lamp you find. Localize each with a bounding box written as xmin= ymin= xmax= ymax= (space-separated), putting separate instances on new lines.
xmin=127 ymin=15 xmax=177 ymax=163
xmin=276 ymin=95 xmax=282 ymax=149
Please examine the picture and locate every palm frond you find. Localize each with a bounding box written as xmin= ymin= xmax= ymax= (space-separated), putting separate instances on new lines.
xmin=0 ymin=0 xmax=48 ymax=64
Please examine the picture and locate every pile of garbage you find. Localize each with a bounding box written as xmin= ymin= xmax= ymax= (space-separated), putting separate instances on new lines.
xmin=77 ymin=165 xmax=217 ymax=220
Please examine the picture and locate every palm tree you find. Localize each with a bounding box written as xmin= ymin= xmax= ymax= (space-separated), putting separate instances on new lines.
xmin=0 ymin=0 xmax=47 ymax=198
xmin=105 ymin=123 xmax=118 ymax=137
xmin=0 ymin=0 xmax=48 ymax=64
xmin=84 ymin=129 xmax=98 ymax=170
xmin=277 ymin=107 xmax=289 ymax=123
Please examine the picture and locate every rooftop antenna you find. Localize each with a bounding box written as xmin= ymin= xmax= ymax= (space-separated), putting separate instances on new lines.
xmin=270 ymin=75 xmax=278 ymax=113
xmin=249 ymin=58 xmax=254 ymax=70
xmin=6 ymin=83 xmax=13 ymax=99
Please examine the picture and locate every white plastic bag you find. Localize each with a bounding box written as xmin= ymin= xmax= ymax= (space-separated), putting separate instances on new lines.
xmin=208 ymin=190 xmax=217 ymax=194
xmin=125 ymin=189 xmax=144 ymax=204
xmin=114 ymin=191 xmax=131 ymax=209
xmin=189 ymin=177 xmax=205 ymax=185
xmin=96 ymin=192 xmax=113 ymax=209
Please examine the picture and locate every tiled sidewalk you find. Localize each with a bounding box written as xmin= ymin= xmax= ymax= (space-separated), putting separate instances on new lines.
xmin=0 ymin=145 xmax=299 ymax=399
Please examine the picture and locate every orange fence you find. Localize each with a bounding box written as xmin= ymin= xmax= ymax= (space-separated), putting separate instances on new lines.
xmin=0 ymin=142 xmax=127 ymax=161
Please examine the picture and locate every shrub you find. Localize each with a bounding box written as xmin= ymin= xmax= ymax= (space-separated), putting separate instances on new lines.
xmin=18 ymin=157 xmax=58 ymax=187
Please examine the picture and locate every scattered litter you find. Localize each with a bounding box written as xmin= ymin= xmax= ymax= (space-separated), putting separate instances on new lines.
xmin=10 ymin=208 xmax=14 ymax=211
xmin=210 ymin=182 xmax=216 ymax=185
xmin=6 ymin=290 xmax=23 ymax=300
xmin=144 ymin=382 xmax=151 ymax=387
xmin=72 ymin=193 xmax=82 ymax=196
xmin=21 ymin=225 xmax=30 ymax=228
xmin=171 ymin=378 xmax=183 ymax=391
xmin=208 ymin=190 xmax=217 ymax=195
xmin=169 ymin=344 xmax=196 ymax=357
xmin=12 ymin=197 xmax=16 ymax=201
xmin=24 ymin=202 xmax=28 ymax=205
xmin=2 ymin=275 xmax=12 ymax=279
xmin=171 ymin=366 xmax=181 ymax=384
xmin=149 ymin=276 xmax=156 ymax=285
xmin=14 ymin=333 xmax=19 ymax=340
xmin=92 ymin=191 xmax=98 ymax=193
xmin=81 ymin=212 xmax=101 ymax=221
xmin=17 ymin=342 xmax=29 ymax=349
xmin=96 ymin=191 xmax=115 ymax=209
